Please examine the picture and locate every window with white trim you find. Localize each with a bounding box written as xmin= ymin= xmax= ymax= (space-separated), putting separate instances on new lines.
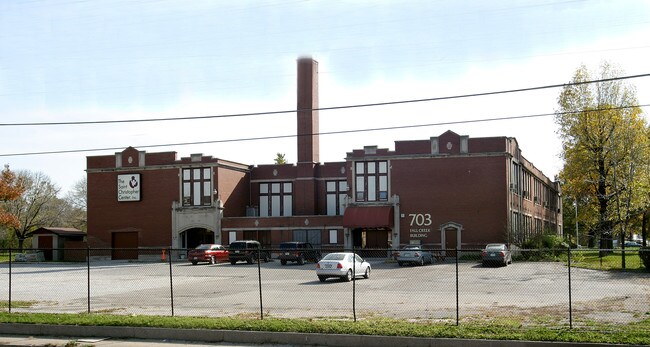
xmin=326 ymin=180 xmax=348 ymax=215
xmin=259 ymin=182 xmax=292 ymax=217
xmin=182 ymin=167 xmax=211 ymax=206
xmin=354 ymin=161 xmax=388 ymax=202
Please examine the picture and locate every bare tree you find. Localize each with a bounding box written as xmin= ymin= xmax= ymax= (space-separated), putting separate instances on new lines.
xmin=63 ymin=177 xmax=87 ymax=231
xmin=5 ymin=171 xmax=60 ymax=250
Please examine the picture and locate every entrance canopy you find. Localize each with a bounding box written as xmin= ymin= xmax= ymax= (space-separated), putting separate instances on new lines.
xmin=343 ymin=206 xmax=394 ymax=229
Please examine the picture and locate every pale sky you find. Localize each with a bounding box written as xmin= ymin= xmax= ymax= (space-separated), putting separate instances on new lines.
xmin=1 ymin=0 xmax=649 ymax=194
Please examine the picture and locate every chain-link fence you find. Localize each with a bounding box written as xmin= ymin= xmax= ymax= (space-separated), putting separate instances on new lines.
xmin=0 ymin=247 xmax=648 ymax=332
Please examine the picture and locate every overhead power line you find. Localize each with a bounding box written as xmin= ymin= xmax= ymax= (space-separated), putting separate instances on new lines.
xmin=1 ymin=104 xmax=647 ymax=158
xmin=1 ymin=73 xmax=649 ymax=127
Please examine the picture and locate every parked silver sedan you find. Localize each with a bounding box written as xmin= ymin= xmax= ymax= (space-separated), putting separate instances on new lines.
xmin=316 ymin=252 xmax=371 ymax=282
xmin=397 ymin=245 xmax=434 ymax=266
xmin=481 ymin=243 xmax=512 ymax=267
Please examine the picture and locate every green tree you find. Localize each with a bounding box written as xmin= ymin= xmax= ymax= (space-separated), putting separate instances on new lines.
xmin=274 ymin=153 xmax=287 ymax=164
xmin=556 ymin=62 xmax=648 ymax=251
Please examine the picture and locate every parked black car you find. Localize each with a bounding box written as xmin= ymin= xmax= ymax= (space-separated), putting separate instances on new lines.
xmin=228 ymin=240 xmax=270 ymax=264
xmin=278 ymin=241 xmax=321 ymax=265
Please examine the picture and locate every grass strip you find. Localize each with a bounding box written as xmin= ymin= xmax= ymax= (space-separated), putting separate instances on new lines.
xmin=0 ymin=312 xmax=648 ymax=345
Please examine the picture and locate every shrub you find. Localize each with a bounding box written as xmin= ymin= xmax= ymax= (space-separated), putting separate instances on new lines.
xmin=519 ymin=232 xmax=568 ymax=260
xmin=639 ymin=247 xmax=650 ymax=271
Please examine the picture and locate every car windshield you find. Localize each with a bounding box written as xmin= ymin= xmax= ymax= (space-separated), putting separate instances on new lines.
xmin=403 ymin=246 xmax=420 ymax=250
xmin=322 ymin=253 xmax=346 ymax=261
xmin=485 ymin=245 xmax=505 ymax=251
xmin=195 ymin=244 xmax=210 ymax=250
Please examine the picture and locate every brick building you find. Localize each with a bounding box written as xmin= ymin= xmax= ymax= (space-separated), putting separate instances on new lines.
xmin=86 ymin=58 xmax=562 ymax=259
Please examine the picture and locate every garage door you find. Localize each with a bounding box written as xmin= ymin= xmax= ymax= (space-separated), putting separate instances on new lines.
xmin=112 ymin=232 xmax=138 ymax=260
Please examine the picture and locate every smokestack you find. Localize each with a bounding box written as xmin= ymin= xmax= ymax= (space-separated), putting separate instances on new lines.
xmin=297 ymin=57 xmax=319 ymax=164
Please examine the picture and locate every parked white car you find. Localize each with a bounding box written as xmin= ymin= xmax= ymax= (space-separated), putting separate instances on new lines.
xmin=315 ymin=252 xmax=371 ymax=282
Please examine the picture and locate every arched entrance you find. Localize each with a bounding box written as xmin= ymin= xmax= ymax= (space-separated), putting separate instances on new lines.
xmin=181 ymin=228 xmax=215 ymax=249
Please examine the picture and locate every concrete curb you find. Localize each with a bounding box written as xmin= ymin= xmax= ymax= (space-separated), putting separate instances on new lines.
xmin=0 ymin=323 xmax=641 ymax=347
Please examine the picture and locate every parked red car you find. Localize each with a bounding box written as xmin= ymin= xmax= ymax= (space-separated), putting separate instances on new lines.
xmin=188 ymin=244 xmax=229 ymax=265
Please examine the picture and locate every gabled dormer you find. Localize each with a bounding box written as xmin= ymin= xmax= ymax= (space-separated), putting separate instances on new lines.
xmin=431 ymin=130 xmax=468 ymax=155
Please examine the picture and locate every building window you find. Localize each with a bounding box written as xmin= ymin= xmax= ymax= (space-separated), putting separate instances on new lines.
xmin=329 ymin=229 xmax=338 ymax=244
xmin=326 ymin=180 xmax=348 ymax=215
xmin=259 ymin=182 xmax=292 ymax=217
xmin=510 ymin=161 xmax=521 ymax=194
xmin=354 ymin=161 xmax=388 ymax=202
xmin=293 ymin=229 xmax=321 ymax=246
xmin=182 ymin=167 xmax=211 ymax=206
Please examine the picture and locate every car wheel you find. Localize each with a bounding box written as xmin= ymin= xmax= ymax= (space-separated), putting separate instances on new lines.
xmin=247 ymin=256 xmax=254 ymax=264
xmin=363 ymin=267 xmax=370 ymax=279
xmin=318 ymin=275 xmax=327 ymax=282
xmin=230 ymin=260 xmax=236 ymax=265
xmin=482 ymin=261 xmax=488 ymax=267
xmin=210 ymin=256 xmax=216 ymax=265
xmin=262 ymin=253 xmax=270 ymax=262
xmin=344 ymin=269 xmax=353 ymax=282
xmin=297 ymin=256 xmax=304 ymax=265
xmin=191 ymin=260 xmax=198 ymax=265
xmin=398 ymin=262 xmax=403 ymax=267
xmin=280 ymin=259 xmax=287 ymax=265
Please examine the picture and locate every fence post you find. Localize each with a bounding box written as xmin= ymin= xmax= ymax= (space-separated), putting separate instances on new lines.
xmin=169 ymin=247 xmax=174 ymax=317
xmin=352 ymin=246 xmax=357 ymax=322
xmin=87 ymin=246 xmax=90 ymax=314
xmin=8 ymin=248 xmax=12 ymax=313
xmin=455 ymin=247 xmax=459 ymax=326
xmin=257 ymin=246 xmax=263 ymax=320
xmin=567 ymin=247 xmax=573 ymax=329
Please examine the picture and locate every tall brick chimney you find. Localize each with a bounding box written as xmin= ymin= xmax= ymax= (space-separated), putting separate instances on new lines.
xmin=294 ymin=57 xmax=320 ymax=215
xmin=297 ymin=57 xmax=319 ymax=164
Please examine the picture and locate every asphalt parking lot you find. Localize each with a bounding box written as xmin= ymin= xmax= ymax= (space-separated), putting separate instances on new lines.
xmin=1 ymin=258 xmax=648 ymax=323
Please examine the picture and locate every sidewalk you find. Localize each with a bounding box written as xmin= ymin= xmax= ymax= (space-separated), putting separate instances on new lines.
xmin=0 ymin=335 xmax=291 ymax=346
xmin=0 ymin=323 xmax=642 ymax=347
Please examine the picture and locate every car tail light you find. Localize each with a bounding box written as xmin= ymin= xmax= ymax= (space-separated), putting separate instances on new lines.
xmin=337 ymin=263 xmax=343 ymax=269
xmin=481 ymin=251 xmax=487 ymax=256
xmin=316 ymin=263 xmax=320 ymax=269
xmin=414 ymin=252 xmax=420 ymax=257
xmin=500 ymin=251 xmax=505 ymax=257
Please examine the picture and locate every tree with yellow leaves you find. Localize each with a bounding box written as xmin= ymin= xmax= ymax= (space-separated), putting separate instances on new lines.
xmin=556 ymin=63 xmax=648 ymax=252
